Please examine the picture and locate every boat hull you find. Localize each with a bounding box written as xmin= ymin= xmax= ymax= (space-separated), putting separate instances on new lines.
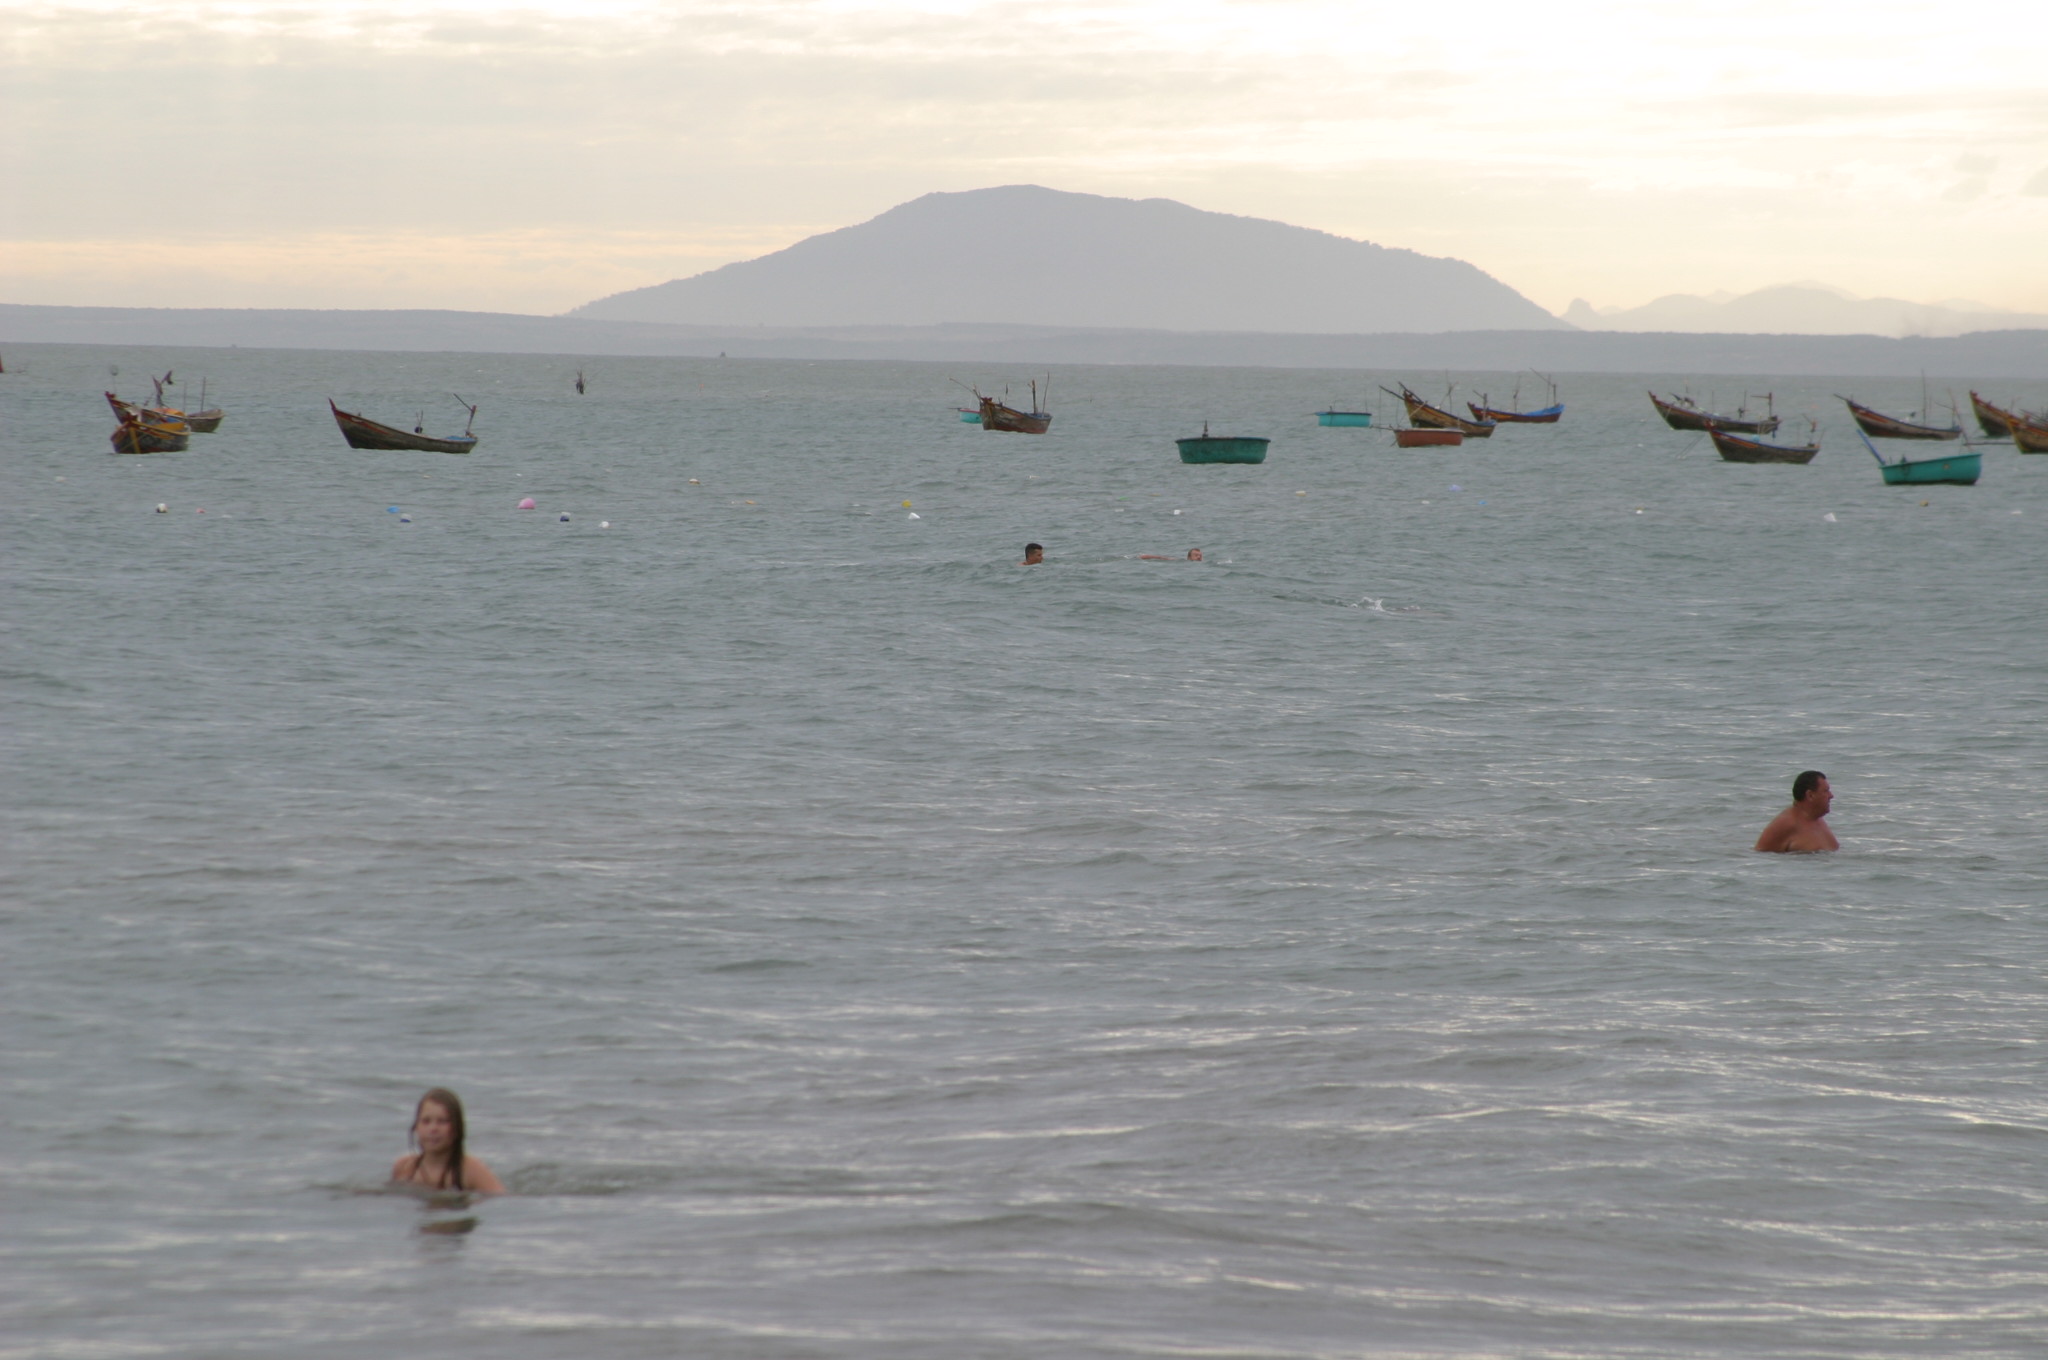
xmin=184 ymin=409 xmax=225 ymax=433
xmin=1649 ymin=391 xmax=1779 ymax=434
xmin=1842 ymin=397 xmax=1960 ymax=441
xmin=1395 ymin=428 xmax=1463 ymax=447
xmin=1177 ymin=436 xmax=1269 ymax=464
xmin=2012 ymin=416 xmax=2048 ymax=454
xmin=1316 ymin=410 xmax=1373 ymax=427
xmin=110 ymin=418 xmax=189 ymax=454
xmin=1970 ymin=391 xmax=2017 ymax=437
xmin=330 ymin=401 xmax=477 ymax=453
xmin=1469 ymin=402 xmax=1563 ymax=423
xmin=956 ymin=408 xmax=982 ymax=424
xmin=1880 ymin=452 xmax=1980 ymax=485
xmin=1709 ymin=429 xmax=1817 ymax=464
xmin=978 ymin=397 xmax=1051 ymax=434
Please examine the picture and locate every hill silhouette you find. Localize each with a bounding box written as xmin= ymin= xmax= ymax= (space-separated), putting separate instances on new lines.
xmin=570 ymin=186 xmax=1566 ymax=334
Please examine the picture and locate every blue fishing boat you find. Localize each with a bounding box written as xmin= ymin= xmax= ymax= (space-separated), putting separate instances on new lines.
xmin=1316 ymin=410 xmax=1373 ymax=428
xmin=1859 ymin=430 xmax=1979 ymax=485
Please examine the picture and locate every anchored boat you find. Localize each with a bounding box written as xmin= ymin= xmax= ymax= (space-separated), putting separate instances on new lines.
xmin=109 ymin=411 xmax=190 ymax=454
xmin=1708 ymin=427 xmax=1818 ymax=464
xmin=329 ymin=397 xmax=479 ymax=453
xmin=1177 ymin=423 xmax=1269 ymax=464
xmin=1858 ymin=429 xmax=1978 ymax=485
xmin=976 ymin=378 xmax=1052 ymax=434
xmin=1970 ymin=391 xmax=2022 ymax=438
xmin=1394 ymin=428 xmax=1462 ymax=448
xmin=1649 ymin=390 xmax=1780 ymax=434
xmin=1316 ymin=410 xmax=1374 ymax=427
xmin=2010 ymin=412 xmax=2048 ymax=454
xmin=1839 ymin=396 xmax=1961 ymax=441
xmin=1470 ymin=372 xmax=1564 ymax=423
xmin=1384 ymin=386 xmax=1494 ymax=438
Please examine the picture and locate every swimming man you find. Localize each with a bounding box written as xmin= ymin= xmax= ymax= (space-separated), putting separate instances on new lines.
xmin=1021 ymin=542 xmax=1045 ymax=565
xmin=1754 ymin=770 xmax=1839 ymax=853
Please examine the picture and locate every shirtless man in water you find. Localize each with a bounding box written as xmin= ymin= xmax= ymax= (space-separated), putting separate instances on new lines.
xmin=1754 ymin=770 xmax=1839 ymax=853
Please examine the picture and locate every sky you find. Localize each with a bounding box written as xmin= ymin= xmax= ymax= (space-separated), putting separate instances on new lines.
xmin=3 ymin=0 xmax=2045 ymax=318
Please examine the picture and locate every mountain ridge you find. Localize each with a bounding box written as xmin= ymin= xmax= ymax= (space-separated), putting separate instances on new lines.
xmin=569 ymin=185 xmax=1567 ymax=335
xmin=1566 ymin=285 xmax=2048 ymax=338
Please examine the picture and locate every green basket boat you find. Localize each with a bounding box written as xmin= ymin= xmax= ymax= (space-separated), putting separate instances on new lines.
xmin=1316 ymin=410 xmax=1373 ymax=428
xmin=1860 ymin=430 xmax=1980 ymax=486
xmin=1177 ymin=426 xmax=1270 ymax=464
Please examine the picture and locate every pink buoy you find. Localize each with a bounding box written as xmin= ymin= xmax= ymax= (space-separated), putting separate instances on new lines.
xmin=517 ymin=497 xmax=537 ymax=509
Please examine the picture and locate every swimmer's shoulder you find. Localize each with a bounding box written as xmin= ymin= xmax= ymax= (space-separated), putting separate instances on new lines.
xmin=463 ymin=1156 xmax=507 ymax=1195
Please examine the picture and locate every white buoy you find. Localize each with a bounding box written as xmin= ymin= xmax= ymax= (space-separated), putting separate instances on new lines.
xmin=907 ymin=512 xmax=921 ymax=519
xmin=156 ymin=503 xmax=168 ymax=513
xmin=1173 ymin=509 xmax=1183 ymax=515
xmin=559 ymin=513 xmax=571 ymax=522
xmin=1823 ymin=512 xmax=1837 ymax=522
xmin=600 ymin=520 xmax=611 ymax=529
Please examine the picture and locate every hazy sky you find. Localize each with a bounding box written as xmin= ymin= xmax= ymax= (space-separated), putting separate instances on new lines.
xmin=4 ymin=0 xmax=2044 ymax=316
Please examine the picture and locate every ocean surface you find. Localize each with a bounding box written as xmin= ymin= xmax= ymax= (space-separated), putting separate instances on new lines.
xmin=5 ymin=344 xmax=2046 ymax=1359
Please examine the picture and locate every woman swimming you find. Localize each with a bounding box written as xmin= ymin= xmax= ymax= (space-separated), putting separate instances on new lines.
xmin=391 ymin=1088 xmax=506 ymax=1195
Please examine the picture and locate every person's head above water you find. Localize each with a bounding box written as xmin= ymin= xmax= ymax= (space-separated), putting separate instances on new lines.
xmin=1021 ymin=542 xmax=1044 ymax=565
xmin=394 ymin=1087 xmax=506 ymax=1194
xmin=1754 ymin=770 xmax=1837 ymax=853
xmin=412 ymin=1088 xmax=469 ymax=1178
xmin=1187 ymin=548 xmax=1203 ymax=561
xmin=1792 ymin=769 xmax=1829 ymax=809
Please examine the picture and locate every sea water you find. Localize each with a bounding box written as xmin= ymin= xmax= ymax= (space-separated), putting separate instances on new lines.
xmin=4 ymin=345 xmax=2046 ymax=1358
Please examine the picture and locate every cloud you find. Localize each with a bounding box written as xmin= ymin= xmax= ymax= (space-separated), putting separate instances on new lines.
xmin=2024 ymin=167 xmax=2048 ymax=196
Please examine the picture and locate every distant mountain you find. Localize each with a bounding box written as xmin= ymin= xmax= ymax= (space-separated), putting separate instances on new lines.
xmin=1564 ymin=285 xmax=2048 ymax=338
xmin=569 ymin=185 xmax=1567 ymax=333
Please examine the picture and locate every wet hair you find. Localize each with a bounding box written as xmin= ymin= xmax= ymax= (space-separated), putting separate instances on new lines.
xmin=410 ymin=1088 xmax=469 ymax=1190
xmin=1792 ymin=770 xmax=1827 ymax=802
xmin=1024 ymin=542 xmax=1043 ymax=554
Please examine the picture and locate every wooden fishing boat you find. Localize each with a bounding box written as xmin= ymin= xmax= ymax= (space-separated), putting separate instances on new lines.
xmin=329 ymin=398 xmax=479 ymax=453
xmin=180 ymin=379 xmax=225 ymax=432
xmin=1395 ymin=428 xmax=1462 ymax=448
xmin=110 ymin=414 xmax=190 ymax=454
xmin=105 ymin=390 xmax=189 ymax=432
xmin=1648 ymin=390 xmax=1779 ymax=434
xmin=1969 ymin=391 xmax=2020 ymax=438
xmin=2011 ymin=412 xmax=2048 ymax=454
xmin=1177 ymin=424 xmax=1268 ymax=464
xmin=1384 ymin=386 xmax=1494 ymax=437
xmin=1839 ymin=396 xmax=1960 ymax=441
xmin=1316 ymin=410 xmax=1374 ymax=427
xmin=1708 ymin=428 xmax=1817 ymax=464
xmin=1470 ymin=373 xmax=1563 ymax=423
xmin=977 ymin=378 xmax=1052 ymax=434
xmin=1857 ymin=429 xmax=1978 ymax=485
xmin=1469 ymin=401 xmax=1563 ymax=423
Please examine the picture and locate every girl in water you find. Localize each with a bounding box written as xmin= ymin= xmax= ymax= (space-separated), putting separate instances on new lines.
xmin=391 ymin=1088 xmax=506 ymax=1195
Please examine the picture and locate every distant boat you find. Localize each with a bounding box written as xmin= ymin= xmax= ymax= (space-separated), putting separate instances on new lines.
xmin=1708 ymin=427 xmax=1818 ymax=464
xmin=1470 ymin=372 xmax=1564 ymax=423
xmin=1395 ymin=428 xmax=1463 ymax=448
xmin=977 ymin=378 xmax=1052 ymax=434
xmin=1968 ymin=391 xmax=2022 ymax=438
xmin=1649 ymin=390 xmax=1780 ymax=434
xmin=1316 ymin=410 xmax=1374 ymax=427
xmin=1839 ymin=396 xmax=1960 ymax=441
xmin=2011 ymin=411 xmax=2048 ymax=454
xmin=1384 ymin=386 xmax=1495 ymax=437
xmin=1177 ymin=423 xmax=1269 ymax=464
xmin=109 ymin=411 xmax=189 ymax=454
xmin=955 ymin=407 xmax=982 ymax=424
xmin=329 ymin=397 xmax=479 ymax=453
xmin=1856 ymin=430 xmax=1978 ymax=485
xmin=178 ymin=378 xmax=225 ymax=433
